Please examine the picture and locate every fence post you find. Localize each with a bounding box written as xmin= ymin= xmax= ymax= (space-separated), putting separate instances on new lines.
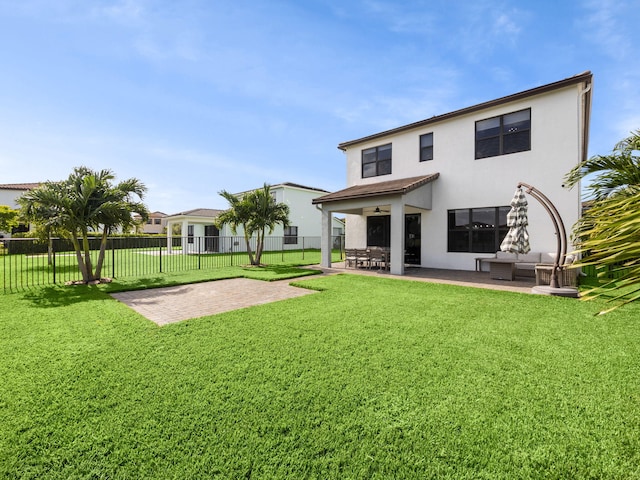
xmin=198 ymin=236 xmax=201 ymax=270
xmin=52 ymin=242 xmax=56 ymax=285
xmin=112 ymin=239 xmax=115 ymax=279
xmin=159 ymin=242 xmax=163 ymax=273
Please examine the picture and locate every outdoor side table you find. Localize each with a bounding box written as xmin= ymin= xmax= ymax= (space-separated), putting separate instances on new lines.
xmin=486 ymin=259 xmax=516 ymax=280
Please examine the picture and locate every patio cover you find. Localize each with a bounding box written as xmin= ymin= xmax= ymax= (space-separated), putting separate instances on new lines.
xmin=312 ymin=173 xmax=440 ymax=205
xmin=313 ymin=174 xmax=440 ymax=275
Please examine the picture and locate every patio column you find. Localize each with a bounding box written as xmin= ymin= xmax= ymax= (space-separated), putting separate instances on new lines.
xmin=167 ymin=221 xmax=173 ymax=254
xmin=389 ymin=202 xmax=405 ymax=275
xmin=320 ymin=207 xmax=332 ymax=267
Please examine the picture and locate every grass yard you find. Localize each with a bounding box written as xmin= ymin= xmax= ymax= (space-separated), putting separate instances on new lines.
xmin=1 ymin=272 xmax=639 ymax=478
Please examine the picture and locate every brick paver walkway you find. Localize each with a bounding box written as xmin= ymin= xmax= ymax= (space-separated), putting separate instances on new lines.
xmin=111 ymin=278 xmax=318 ymax=326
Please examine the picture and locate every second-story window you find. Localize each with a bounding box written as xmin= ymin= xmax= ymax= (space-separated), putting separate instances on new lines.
xmin=362 ymin=143 xmax=392 ymax=178
xmin=475 ymin=108 xmax=531 ymax=159
xmin=420 ymin=133 xmax=434 ymax=161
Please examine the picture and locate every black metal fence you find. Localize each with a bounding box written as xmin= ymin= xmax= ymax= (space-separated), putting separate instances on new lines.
xmin=1 ymin=235 xmax=345 ymax=292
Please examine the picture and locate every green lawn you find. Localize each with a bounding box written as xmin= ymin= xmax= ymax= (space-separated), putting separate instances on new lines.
xmin=1 ymin=272 xmax=639 ymax=478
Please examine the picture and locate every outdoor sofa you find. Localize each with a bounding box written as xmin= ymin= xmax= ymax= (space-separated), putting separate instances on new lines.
xmin=477 ymin=251 xmax=578 ymax=286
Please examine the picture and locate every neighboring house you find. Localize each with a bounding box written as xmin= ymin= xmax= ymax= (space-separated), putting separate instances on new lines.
xmin=133 ymin=211 xmax=168 ymax=234
xmin=165 ymin=208 xmax=225 ymax=253
xmin=0 ymin=183 xmax=40 ymax=236
xmin=165 ymin=183 xmax=345 ymax=254
xmin=313 ymin=71 xmax=593 ymax=275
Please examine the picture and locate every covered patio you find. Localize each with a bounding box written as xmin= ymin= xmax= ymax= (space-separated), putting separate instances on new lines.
xmin=312 ymin=174 xmax=439 ymax=275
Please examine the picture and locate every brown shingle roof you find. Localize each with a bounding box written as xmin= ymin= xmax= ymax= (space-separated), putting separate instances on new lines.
xmin=312 ymin=174 xmax=439 ymax=204
xmin=0 ymin=183 xmax=41 ymax=190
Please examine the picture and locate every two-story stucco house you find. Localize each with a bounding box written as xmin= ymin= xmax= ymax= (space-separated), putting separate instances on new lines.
xmin=313 ymin=71 xmax=593 ymax=275
xmin=166 ymin=182 xmax=345 ymax=254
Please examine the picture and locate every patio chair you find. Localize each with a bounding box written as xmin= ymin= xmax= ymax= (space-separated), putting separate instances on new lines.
xmin=367 ymin=247 xmax=386 ymax=270
xmin=535 ymin=255 xmax=578 ymax=287
xmin=356 ymin=249 xmax=371 ymax=269
xmin=344 ymin=249 xmax=357 ymax=268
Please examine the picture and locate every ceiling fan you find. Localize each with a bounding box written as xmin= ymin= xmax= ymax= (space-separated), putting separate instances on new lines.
xmin=373 ymin=206 xmax=390 ymax=215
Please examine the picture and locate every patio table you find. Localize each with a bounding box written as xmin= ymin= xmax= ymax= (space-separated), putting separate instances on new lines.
xmin=485 ymin=259 xmax=516 ymax=280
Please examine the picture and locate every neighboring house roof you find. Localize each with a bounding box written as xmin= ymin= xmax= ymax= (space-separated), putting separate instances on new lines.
xmin=149 ymin=211 xmax=168 ymax=216
xmin=234 ymin=182 xmax=330 ymax=195
xmin=276 ymin=182 xmax=329 ymax=193
xmin=312 ymin=174 xmax=440 ymax=204
xmin=168 ymin=208 xmax=223 ymax=218
xmin=338 ymin=71 xmax=593 ymax=153
xmin=0 ymin=182 xmax=41 ymax=190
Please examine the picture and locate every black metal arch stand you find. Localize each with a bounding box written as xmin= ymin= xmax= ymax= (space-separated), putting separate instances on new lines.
xmin=517 ymin=182 xmax=579 ymax=298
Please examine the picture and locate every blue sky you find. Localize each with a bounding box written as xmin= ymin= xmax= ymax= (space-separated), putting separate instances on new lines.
xmin=1 ymin=0 xmax=638 ymax=213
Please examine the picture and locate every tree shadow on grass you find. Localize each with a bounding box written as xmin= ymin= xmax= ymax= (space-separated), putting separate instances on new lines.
xmin=20 ymin=284 xmax=107 ymax=308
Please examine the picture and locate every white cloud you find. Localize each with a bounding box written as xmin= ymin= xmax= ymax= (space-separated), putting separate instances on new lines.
xmin=582 ymin=0 xmax=632 ymax=60
xmin=360 ymin=0 xmax=438 ymax=34
xmin=97 ymin=0 xmax=145 ymax=25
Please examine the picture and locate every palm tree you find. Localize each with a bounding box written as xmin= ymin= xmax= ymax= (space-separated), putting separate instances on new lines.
xmin=18 ymin=166 xmax=148 ymax=283
xmin=215 ymin=184 xmax=290 ymax=266
xmin=565 ymin=129 xmax=640 ymax=200
xmin=564 ymin=129 xmax=640 ymax=311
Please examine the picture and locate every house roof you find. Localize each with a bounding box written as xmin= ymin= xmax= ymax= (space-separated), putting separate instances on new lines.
xmin=0 ymin=182 xmax=41 ymax=190
xmin=312 ymin=174 xmax=439 ymax=204
xmin=234 ymin=182 xmax=329 ymax=196
xmin=276 ymin=182 xmax=329 ymax=193
xmin=338 ymin=71 xmax=593 ymax=151
xmin=168 ymin=208 xmax=224 ymax=218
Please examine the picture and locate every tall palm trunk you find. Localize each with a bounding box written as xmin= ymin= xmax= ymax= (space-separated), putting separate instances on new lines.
xmin=243 ymin=230 xmax=256 ymax=265
xmin=94 ymin=229 xmax=109 ymax=280
xmin=254 ymin=228 xmax=265 ymax=265
xmin=81 ymin=231 xmax=96 ymax=282
xmin=70 ymin=235 xmax=89 ymax=283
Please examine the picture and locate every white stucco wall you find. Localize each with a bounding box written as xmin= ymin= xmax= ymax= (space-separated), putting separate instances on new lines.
xmin=342 ymin=83 xmax=587 ymax=271
xmin=271 ymin=186 xmax=344 ymax=237
xmin=0 ymin=189 xmax=23 ymax=209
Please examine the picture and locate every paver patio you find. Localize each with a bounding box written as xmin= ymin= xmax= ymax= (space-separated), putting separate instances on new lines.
xmin=110 ymin=277 xmax=319 ymax=326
